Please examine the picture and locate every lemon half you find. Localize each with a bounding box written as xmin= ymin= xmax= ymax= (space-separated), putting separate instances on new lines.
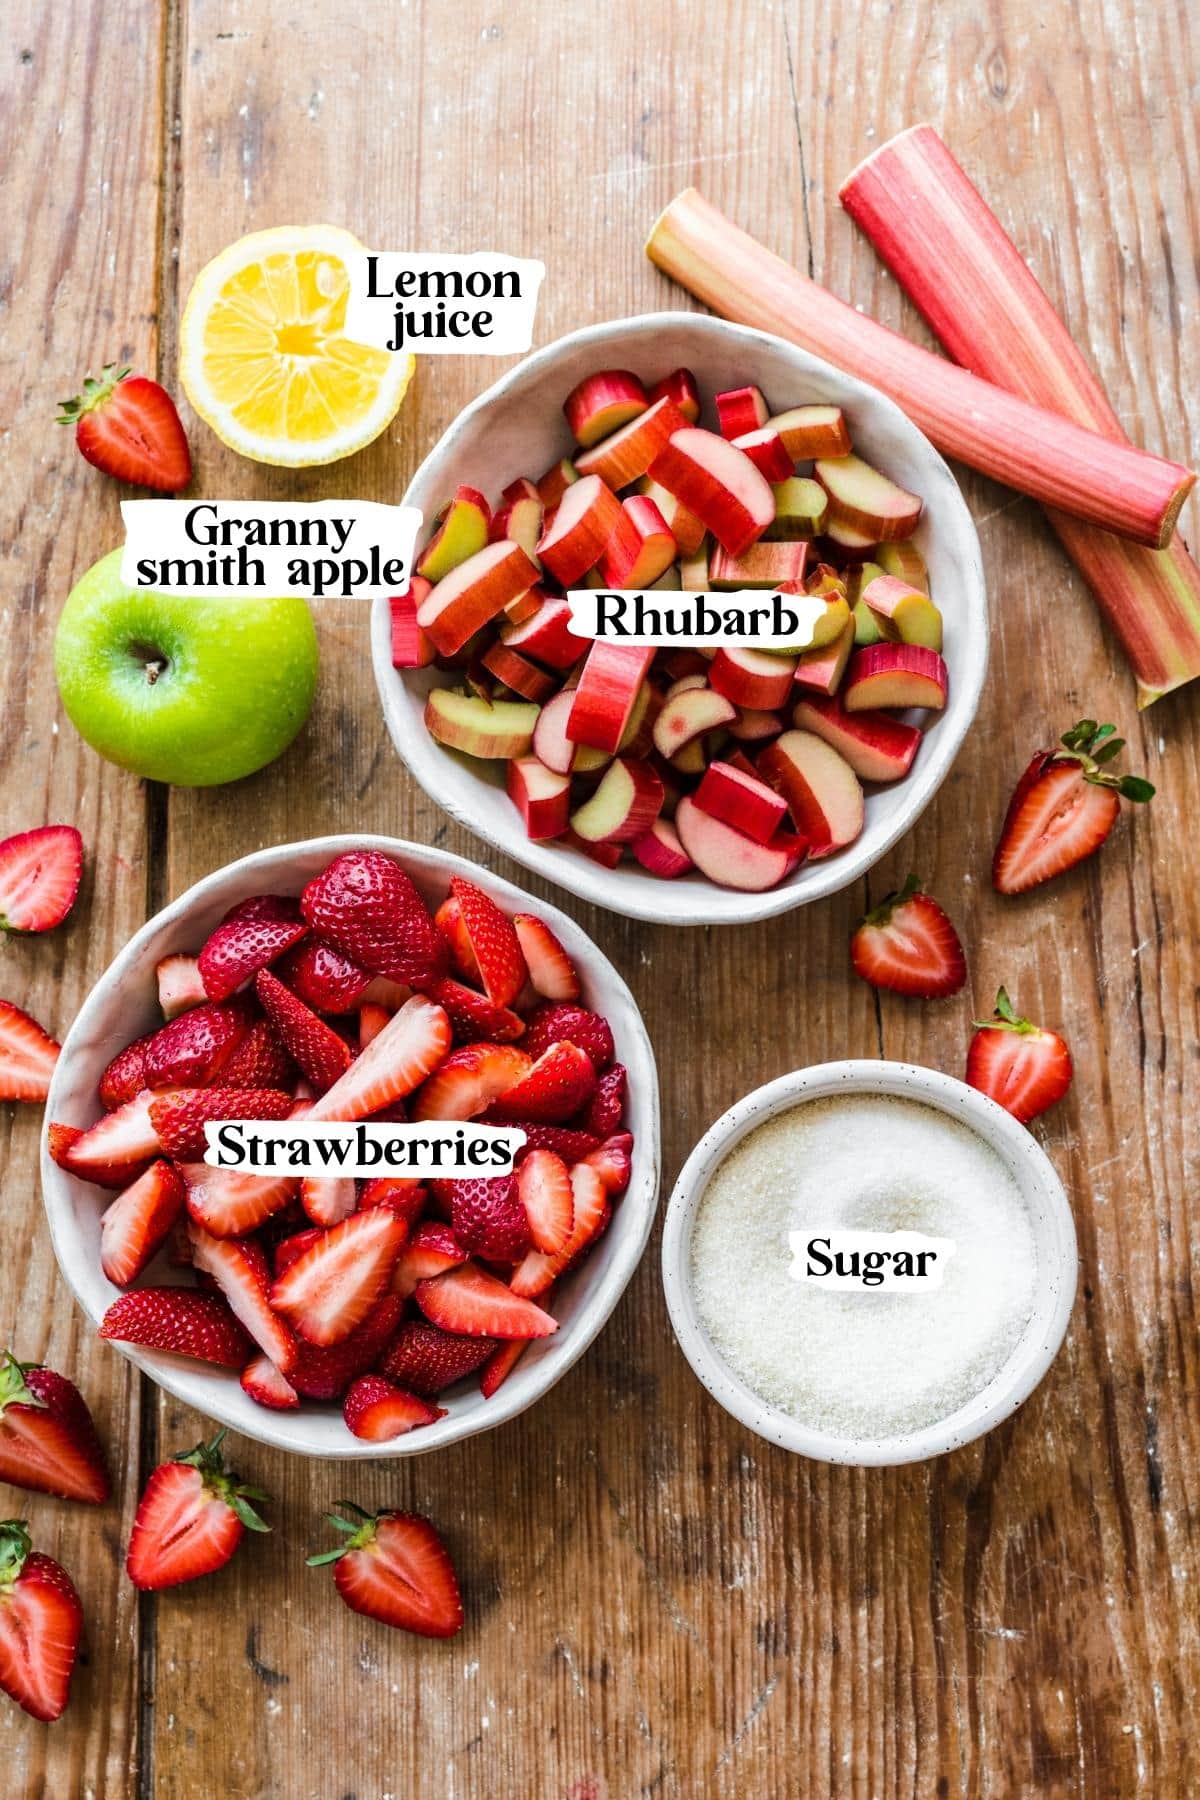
xmin=179 ymin=225 xmax=414 ymax=467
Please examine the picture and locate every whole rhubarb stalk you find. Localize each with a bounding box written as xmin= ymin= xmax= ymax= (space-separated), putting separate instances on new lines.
xmin=839 ymin=124 xmax=1200 ymax=708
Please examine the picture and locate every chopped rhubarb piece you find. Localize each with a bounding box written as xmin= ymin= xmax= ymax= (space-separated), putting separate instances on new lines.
xmin=390 ymin=583 xmax=437 ymax=669
xmin=695 ymin=761 xmax=788 ymax=845
xmin=499 ymin=596 xmax=589 ymax=670
xmin=567 ymin=643 xmax=656 ymax=754
xmin=791 ymin=619 xmax=856 ymax=696
xmin=569 ymin=757 xmax=665 ymax=845
xmin=416 ymin=486 xmax=491 ymax=581
xmin=631 ymin=817 xmax=694 ymax=878
xmin=842 ymin=643 xmax=948 ymax=711
xmin=708 ymin=539 xmax=808 ymax=591
xmin=481 ymin=641 xmax=556 ymax=702
xmin=598 ymin=495 xmax=677 ymax=587
xmin=536 ymin=457 xmax=578 ymax=510
xmin=758 ymin=729 xmax=864 ymax=856
xmin=563 ymin=369 xmax=648 ymax=447
xmin=416 ymin=540 xmax=539 ymax=655
xmin=709 ymin=648 xmax=796 ymax=711
xmin=575 ymin=395 xmax=686 ymax=489
xmin=424 ymin=690 xmax=539 ymax=759
xmin=791 ymin=692 xmax=922 ymax=782
xmin=536 ymin=474 xmax=627 ymax=586
xmin=769 ymin=404 xmax=851 ymax=460
xmin=732 ymin=427 xmax=794 ymax=483
xmin=648 ymin=426 xmax=774 ymax=557
xmin=715 ymin=385 xmax=769 ymax=439
xmin=647 ymin=366 xmax=701 ymax=422
xmin=506 ymin=756 xmax=572 ymax=840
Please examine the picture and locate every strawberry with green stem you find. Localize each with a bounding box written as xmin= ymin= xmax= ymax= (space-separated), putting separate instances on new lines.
xmin=308 ymin=1504 xmax=463 ymax=1637
xmin=126 ymin=1429 xmax=269 ymax=1590
xmin=965 ymin=988 xmax=1073 ymax=1125
xmin=993 ymin=720 xmax=1154 ymax=895
xmin=57 ymin=364 xmax=192 ymax=492
xmin=0 ymin=1520 xmax=83 ymax=1721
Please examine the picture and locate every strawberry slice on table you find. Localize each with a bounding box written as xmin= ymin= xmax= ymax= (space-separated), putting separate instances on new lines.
xmin=412 ymin=1042 xmax=531 ymax=1121
xmin=147 ymin=1085 xmax=294 ymax=1160
xmin=485 ymin=1042 xmax=597 ymax=1125
xmin=308 ymin=1505 xmax=463 ymax=1638
xmin=274 ymin=937 xmax=371 ymax=1014
xmin=0 ymin=1352 xmax=109 ymax=1505
xmin=99 ymin=1033 xmax=153 ymax=1111
xmin=289 ymin=1296 xmax=403 ymax=1402
xmin=0 ymin=1521 xmax=83 ymax=1721
xmin=98 ymin=1286 xmax=254 ymax=1368
xmin=48 ymin=1090 xmax=159 ymax=1188
xmin=300 ymin=851 xmax=447 ymax=987
xmin=253 ymin=968 xmax=352 ymax=1094
xmin=446 ymin=877 xmax=527 ymax=1006
xmin=390 ymin=1223 xmax=467 ymax=1299
xmin=270 ymin=1207 xmax=407 ymax=1346
xmin=0 ymin=1001 xmax=60 ymax=1104
xmin=433 ymin=1174 xmax=530 ymax=1262
xmin=423 ymin=976 xmax=525 ymax=1046
xmin=240 ymin=1353 xmax=299 ymax=1412
xmin=0 ymin=827 xmax=83 ymax=933
xmin=187 ymin=1225 xmax=298 ymax=1376
xmin=343 ymin=1375 xmax=445 ymax=1441
xmin=196 ymin=896 xmax=307 ymax=1002
xmin=141 ymin=998 xmax=253 ymax=1090
xmin=512 ymin=1162 xmax=610 ymax=1298
xmin=214 ymin=1018 xmax=294 ymax=1089
xmin=512 ymin=914 xmax=581 ymax=1001
xmin=522 ymin=1001 xmax=614 ymax=1072
xmin=126 ymin=1430 xmax=268 ymax=1591
xmin=100 ymin=1159 xmax=186 ymax=1287
xmin=584 ymin=1064 xmax=627 ymax=1137
xmin=993 ymin=720 xmax=1155 ymax=896
xmin=517 ymin=1150 xmax=574 ymax=1254
xmin=57 ymin=362 xmax=192 ymax=491
xmin=415 ymin=1261 xmax=557 ymax=1340
xmin=378 ymin=1321 xmax=496 ymax=1395
xmin=849 ymin=876 xmax=967 ymax=999
xmin=965 ymin=988 xmax=1074 ymax=1125
xmin=303 ymin=993 xmax=452 ymax=1124
xmin=179 ymin=1162 xmax=297 ymax=1238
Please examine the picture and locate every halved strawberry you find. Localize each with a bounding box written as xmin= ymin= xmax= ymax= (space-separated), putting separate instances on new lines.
xmin=187 ymin=1224 xmax=298 ymax=1375
xmin=254 ymin=969 xmax=352 ymax=1094
xmin=49 ymin=1090 xmax=159 ymax=1188
xmin=512 ymin=914 xmax=580 ymax=1000
xmin=126 ymin=1430 xmax=268 ymax=1590
xmin=300 ymin=1175 xmax=358 ymax=1228
xmin=511 ymin=1162 xmax=610 ymax=1298
xmin=390 ymin=1222 xmax=468 ymax=1299
xmin=241 ymin=1353 xmax=300 ymax=1411
xmin=157 ymin=954 xmax=206 ymax=1019
xmin=479 ymin=1330 xmax=540 ymax=1399
xmin=98 ymin=1033 xmax=153 ymax=1111
xmin=446 ymin=878 xmax=527 ymax=1006
xmin=0 ymin=826 xmax=83 ymax=933
xmin=378 ymin=1320 xmax=496 ymax=1394
xmin=849 ymin=876 xmax=967 ymax=999
xmin=0 ymin=1001 xmax=60 ymax=1104
xmin=965 ymin=987 xmax=1073 ymax=1124
xmin=583 ymin=1131 xmax=633 ymax=1195
xmin=196 ymin=896 xmax=307 ymax=1002
xmin=147 ymin=1085 xmax=294 ymax=1160
xmin=289 ymin=1295 xmax=403 ymax=1401
xmin=343 ymin=1375 xmax=445 ymax=1441
xmin=0 ymin=1353 xmax=109 ymax=1505
xmin=522 ymin=1001 xmax=614 ymax=1072
xmin=358 ymin=1003 xmax=391 ymax=1048
xmin=433 ymin=893 xmax=480 ymax=982
xmin=993 ymin=721 xmax=1154 ymax=895
xmin=584 ymin=1064 xmax=627 ymax=1137
xmin=517 ymin=1150 xmax=574 ymax=1254
xmin=0 ymin=1522 xmax=83 ymax=1721
xmin=513 ymin=1124 xmax=602 ymax=1164
xmin=100 ymin=1159 xmax=186 ymax=1287
xmin=140 ymin=997 xmax=252 ymax=1090
xmin=433 ymin=1175 xmax=530 ymax=1262
xmin=423 ymin=976 xmax=525 ymax=1045
xmin=412 ymin=1042 xmax=531 ymax=1121
xmin=485 ymin=1042 xmax=597 ymax=1125
xmin=415 ymin=1261 xmax=557 ymax=1340
xmin=98 ymin=1286 xmax=253 ymax=1367
xmin=304 ymin=994 xmax=451 ymax=1124
xmin=275 ymin=937 xmax=371 ymax=1014
xmin=57 ymin=363 xmax=192 ymax=491
xmin=359 ymin=1175 xmax=427 ymax=1233
xmin=272 ymin=1226 xmax=326 ymax=1276
xmin=300 ymin=851 xmax=446 ymax=986
xmin=270 ymin=1208 xmax=407 ymax=1345
xmin=215 ymin=1019 xmax=294 ymax=1089
xmin=179 ymin=1162 xmax=298 ymax=1239
xmin=308 ymin=1506 xmax=462 ymax=1637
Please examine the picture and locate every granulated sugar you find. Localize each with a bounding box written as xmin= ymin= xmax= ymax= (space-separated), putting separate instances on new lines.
xmin=690 ymin=1093 xmax=1037 ymax=1440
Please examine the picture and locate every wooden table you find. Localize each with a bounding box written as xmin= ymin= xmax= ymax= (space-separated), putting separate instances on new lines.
xmin=2 ymin=2 xmax=1197 ymax=1793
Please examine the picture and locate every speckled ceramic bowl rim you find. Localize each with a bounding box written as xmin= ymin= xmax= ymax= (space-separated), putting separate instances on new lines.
xmin=41 ymin=834 xmax=661 ymax=1459
xmin=661 ymin=1060 xmax=1076 ymax=1466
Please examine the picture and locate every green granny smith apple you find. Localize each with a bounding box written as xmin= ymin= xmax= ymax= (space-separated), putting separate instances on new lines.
xmin=54 ymin=548 xmax=319 ymax=786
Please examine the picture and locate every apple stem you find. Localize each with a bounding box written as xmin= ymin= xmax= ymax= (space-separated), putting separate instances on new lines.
xmin=145 ymin=659 xmax=165 ymax=685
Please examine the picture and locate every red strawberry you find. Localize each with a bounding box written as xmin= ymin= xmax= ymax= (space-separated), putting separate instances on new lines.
xmin=485 ymin=1042 xmax=597 ymax=1125
xmin=196 ymin=896 xmax=307 ymax=1002
xmin=308 ymin=1506 xmax=462 ymax=1638
xmin=187 ymin=1225 xmax=298 ymax=1375
xmin=359 ymin=1175 xmax=427 ymax=1233
xmin=412 ymin=1042 xmax=531 ymax=1121
xmin=516 ymin=1150 xmax=574 ymax=1254
xmin=272 ymin=1226 xmax=326 ymax=1277
xmin=378 ymin=1321 xmax=496 ymax=1395
xmin=512 ymin=1123 xmax=602 ymax=1164
xmin=270 ymin=1208 xmax=407 ymax=1345
xmin=98 ymin=1287 xmax=253 ymax=1368
xmin=0 ymin=1521 xmax=83 ymax=1720
xmin=390 ymin=1222 xmax=467 ymax=1298
xmin=416 ymin=1261 xmax=557 ymax=1340
xmin=300 ymin=1175 xmax=358 ymax=1228
xmin=57 ymin=363 xmax=191 ymax=491
xmin=179 ymin=1162 xmax=297 ymax=1238
xmin=289 ymin=1296 xmax=403 ymax=1401
xmin=215 ymin=1018 xmax=294 ymax=1089
xmin=433 ymin=893 xmax=479 ymax=982
xmin=479 ymin=1329 xmax=541 ymax=1399
xmin=423 ymin=976 xmax=525 ymax=1045
xmin=98 ymin=1033 xmax=153 ymax=1111
xmin=522 ymin=1001 xmax=614 ymax=1072
xmin=304 ymin=994 xmax=452 ymax=1124
xmin=513 ymin=914 xmax=580 ymax=1000
xmin=100 ymin=1159 xmax=186 ymax=1287
xmin=275 ymin=937 xmax=371 ymax=1014
xmin=126 ymin=1430 xmax=268 ymax=1590
xmin=446 ymin=878 xmax=527 ymax=1006
xmin=849 ymin=877 xmax=967 ymax=999
xmin=358 ymin=1003 xmax=391 ymax=1048
xmin=512 ymin=1163 xmax=610 ymax=1297
xmin=49 ymin=1090 xmax=159 ymax=1188
xmin=0 ymin=826 xmax=83 ymax=933
xmin=299 ymin=851 xmax=446 ymax=986
xmin=240 ymin=1353 xmax=299 ymax=1411
xmin=584 ymin=1064 xmax=627 ymax=1136
xmin=142 ymin=998 xmax=253 ymax=1089
xmin=434 ymin=1174 xmax=530 ymax=1262
xmin=0 ymin=1353 xmax=109 ymax=1505
xmin=583 ymin=1131 xmax=633 ymax=1195
xmin=254 ymin=968 xmax=352 ymax=1094
xmin=157 ymin=954 xmax=205 ymax=1018
xmin=993 ymin=721 xmax=1154 ymax=895
xmin=343 ymin=1375 xmax=444 ymax=1441
xmin=147 ymin=1086 xmax=294 ymax=1160
xmin=0 ymin=1001 xmax=60 ymax=1103
xmin=965 ymin=988 xmax=1074 ymax=1125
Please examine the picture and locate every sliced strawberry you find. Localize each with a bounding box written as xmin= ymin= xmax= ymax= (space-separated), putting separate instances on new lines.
xmin=513 ymin=914 xmax=580 ymax=1000
xmin=147 ymin=1085 xmax=294 ymax=1160
xmin=99 ymin=1286 xmax=253 ymax=1367
xmin=849 ymin=876 xmax=967 ymax=999
xmin=0 ymin=1001 xmax=60 ymax=1104
xmin=0 ymin=826 xmax=83 ymax=933
xmin=49 ymin=1090 xmax=159 ymax=1188
xmin=446 ymin=877 xmax=527 ymax=1006
xmin=433 ymin=893 xmax=479 ymax=982
xmin=358 ymin=1003 xmax=391 ymax=1048
xmin=479 ymin=1332 xmax=539 ymax=1399
xmin=512 ymin=1162 xmax=610 ymax=1297
xmin=179 ymin=1162 xmax=297 ymax=1238
xmin=416 ymin=1261 xmax=557 ymax=1340
xmin=304 ymin=994 xmax=451 ymax=1124
xmin=512 ymin=1123 xmax=602 ymax=1164
xmin=126 ymin=1430 xmax=268 ymax=1590
xmin=390 ymin=1222 xmax=468 ymax=1298
xmin=240 ymin=1353 xmax=299 ymax=1411
xmin=196 ymin=895 xmax=307 ymax=1002
xmin=215 ymin=1019 xmax=294 ymax=1089
xmin=432 ymin=1174 xmax=530 ymax=1262
xmin=412 ymin=1042 xmax=531 ymax=1121
xmin=516 ymin=1150 xmax=574 ymax=1254
xmin=272 ymin=1226 xmax=326 ymax=1277
xmin=308 ymin=1506 xmax=463 ymax=1638
xmin=993 ymin=721 xmax=1154 ymax=895
xmin=359 ymin=1175 xmax=427 ymax=1233
xmin=965 ymin=987 xmax=1074 ymax=1124
xmin=0 ymin=1353 xmax=109 ymax=1505
xmin=270 ymin=1208 xmax=407 ymax=1346
xmin=584 ymin=1064 xmax=627 ymax=1136
xmin=157 ymin=954 xmax=206 ymax=1019
xmin=275 ymin=937 xmax=371 ymax=1014
xmin=140 ymin=997 xmax=253 ymax=1090
xmin=343 ymin=1375 xmax=445 ymax=1441
xmin=0 ymin=1523 xmax=83 ymax=1720
xmin=299 ymin=1175 xmax=358 ymax=1228
xmin=423 ymin=976 xmax=525 ymax=1045
xmin=98 ymin=1033 xmax=153 ymax=1111
xmin=289 ymin=1295 xmax=403 ymax=1401
xmin=254 ymin=969 xmax=352 ymax=1094
xmin=100 ymin=1159 xmax=186 ymax=1287
xmin=485 ymin=1042 xmax=597 ymax=1124
xmin=57 ymin=363 xmax=192 ymax=491
xmin=361 ymin=975 xmax=412 ymax=1010
xmin=378 ymin=1320 xmax=496 ymax=1395
xmin=583 ymin=1130 xmax=633 ymax=1195
xmin=300 ymin=851 xmax=446 ymax=986
xmin=187 ymin=1225 xmax=298 ymax=1375
xmin=522 ymin=1001 xmax=614 ymax=1072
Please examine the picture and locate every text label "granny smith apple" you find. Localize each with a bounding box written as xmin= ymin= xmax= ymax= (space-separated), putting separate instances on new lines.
xmin=340 ymin=252 xmax=545 ymax=354
xmin=121 ymin=499 xmax=423 ymax=600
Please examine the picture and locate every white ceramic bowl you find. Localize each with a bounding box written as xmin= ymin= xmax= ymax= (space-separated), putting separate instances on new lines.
xmin=41 ymin=835 xmax=661 ymax=1458
xmin=661 ymin=1061 xmax=1076 ymax=1465
xmin=372 ymin=313 xmax=988 ymax=925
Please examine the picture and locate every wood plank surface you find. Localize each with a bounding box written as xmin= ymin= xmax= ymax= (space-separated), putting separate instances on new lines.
xmin=0 ymin=0 xmax=1196 ymax=1794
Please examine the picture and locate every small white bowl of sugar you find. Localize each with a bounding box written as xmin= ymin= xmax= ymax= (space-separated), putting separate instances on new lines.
xmin=662 ymin=1060 xmax=1077 ymax=1465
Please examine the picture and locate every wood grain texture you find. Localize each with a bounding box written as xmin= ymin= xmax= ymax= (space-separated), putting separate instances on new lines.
xmin=0 ymin=0 xmax=1196 ymax=1794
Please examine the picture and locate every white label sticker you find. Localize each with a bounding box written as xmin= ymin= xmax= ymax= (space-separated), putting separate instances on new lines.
xmin=788 ymin=1230 xmax=956 ymax=1291
xmin=565 ymin=587 xmax=833 ymax=648
xmin=342 ymin=252 xmax=546 ymax=355
xmin=203 ymin=1119 xmax=526 ymax=1180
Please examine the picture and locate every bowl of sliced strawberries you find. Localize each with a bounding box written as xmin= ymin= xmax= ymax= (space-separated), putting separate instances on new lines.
xmin=373 ymin=313 xmax=988 ymax=924
xmin=40 ymin=836 xmax=660 ymax=1457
